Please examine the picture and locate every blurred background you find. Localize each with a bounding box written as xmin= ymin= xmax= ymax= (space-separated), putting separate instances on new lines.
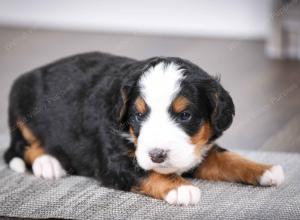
xmin=0 ymin=0 xmax=299 ymax=152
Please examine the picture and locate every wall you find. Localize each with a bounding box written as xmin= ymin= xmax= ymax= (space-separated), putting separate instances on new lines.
xmin=0 ymin=0 xmax=272 ymax=39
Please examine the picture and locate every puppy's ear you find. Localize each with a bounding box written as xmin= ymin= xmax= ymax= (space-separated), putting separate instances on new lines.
xmin=116 ymin=60 xmax=148 ymax=123
xmin=118 ymin=85 xmax=131 ymax=122
xmin=117 ymin=73 xmax=140 ymax=123
xmin=207 ymin=79 xmax=235 ymax=139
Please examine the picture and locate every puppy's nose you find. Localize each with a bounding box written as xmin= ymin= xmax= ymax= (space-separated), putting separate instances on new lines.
xmin=149 ymin=148 xmax=167 ymax=163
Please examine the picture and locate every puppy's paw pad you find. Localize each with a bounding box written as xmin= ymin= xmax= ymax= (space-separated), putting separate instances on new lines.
xmin=260 ymin=165 xmax=284 ymax=186
xmin=164 ymin=185 xmax=201 ymax=205
xmin=9 ymin=157 xmax=26 ymax=173
xmin=32 ymin=155 xmax=66 ymax=179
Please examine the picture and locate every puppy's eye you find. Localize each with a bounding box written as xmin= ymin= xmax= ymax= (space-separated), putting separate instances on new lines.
xmin=135 ymin=112 xmax=145 ymax=121
xmin=178 ymin=111 xmax=192 ymax=122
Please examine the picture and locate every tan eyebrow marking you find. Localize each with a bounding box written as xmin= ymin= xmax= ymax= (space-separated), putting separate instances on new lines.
xmin=135 ymin=96 xmax=147 ymax=114
xmin=172 ymin=96 xmax=190 ymax=113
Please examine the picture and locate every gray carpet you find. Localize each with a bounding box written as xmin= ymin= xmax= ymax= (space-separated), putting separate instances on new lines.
xmin=0 ymin=142 xmax=300 ymax=219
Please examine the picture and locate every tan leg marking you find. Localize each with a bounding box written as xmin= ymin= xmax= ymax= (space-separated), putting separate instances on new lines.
xmin=194 ymin=147 xmax=271 ymax=185
xmin=24 ymin=143 xmax=45 ymax=166
xmin=135 ymin=172 xmax=189 ymax=200
xmin=136 ymin=172 xmax=201 ymax=205
xmin=17 ymin=120 xmax=45 ymax=165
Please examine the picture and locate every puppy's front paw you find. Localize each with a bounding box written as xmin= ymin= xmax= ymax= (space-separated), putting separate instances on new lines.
xmin=259 ymin=165 xmax=284 ymax=186
xmin=164 ymin=185 xmax=201 ymax=205
xmin=9 ymin=157 xmax=26 ymax=173
xmin=32 ymin=155 xmax=66 ymax=179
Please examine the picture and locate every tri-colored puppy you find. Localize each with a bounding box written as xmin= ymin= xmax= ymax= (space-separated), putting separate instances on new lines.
xmin=4 ymin=52 xmax=284 ymax=205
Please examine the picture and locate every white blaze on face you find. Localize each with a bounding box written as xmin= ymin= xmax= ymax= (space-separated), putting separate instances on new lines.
xmin=135 ymin=62 xmax=199 ymax=174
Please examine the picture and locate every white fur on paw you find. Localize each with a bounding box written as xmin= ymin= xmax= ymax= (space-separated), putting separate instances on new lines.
xmin=32 ymin=155 xmax=66 ymax=179
xmin=164 ymin=185 xmax=201 ymax=206
xmin=9 ymin=157 xmax=26 ymax=173
xmin=259 ymin=165 xmax=284 ymax=186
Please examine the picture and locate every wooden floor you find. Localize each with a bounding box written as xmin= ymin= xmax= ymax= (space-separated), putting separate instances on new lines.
xmin=0 ymin=27 xmax=299 ymax=152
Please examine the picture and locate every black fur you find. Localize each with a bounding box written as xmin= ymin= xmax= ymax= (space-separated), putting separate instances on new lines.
xmin=4 ymin=52 xmax=234 ymax=191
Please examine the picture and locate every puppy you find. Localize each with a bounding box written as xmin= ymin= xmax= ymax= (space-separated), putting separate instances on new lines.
xmin=4 ymin=52 xmax=284 ymax=205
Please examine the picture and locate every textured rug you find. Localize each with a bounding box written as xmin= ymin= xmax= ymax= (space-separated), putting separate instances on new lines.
xmin=0 ymin=139 xmax=300 ymax=219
